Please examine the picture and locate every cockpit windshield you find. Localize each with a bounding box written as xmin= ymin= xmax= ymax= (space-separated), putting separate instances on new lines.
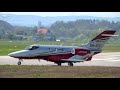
xmin=25 ymin=46 xmax=39 ymax=50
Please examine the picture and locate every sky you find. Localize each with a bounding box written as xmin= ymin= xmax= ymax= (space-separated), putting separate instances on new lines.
xmin=0 ymin=12 xmax=120 ymax=17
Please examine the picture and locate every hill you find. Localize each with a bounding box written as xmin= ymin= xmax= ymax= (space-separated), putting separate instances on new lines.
xmin=1 ymin=14 xmax=120 ymax=27
xmin=0 ymin=19 xmax=120 ymax=43
xmin=0 ymin=20 xmax=14 ymax=31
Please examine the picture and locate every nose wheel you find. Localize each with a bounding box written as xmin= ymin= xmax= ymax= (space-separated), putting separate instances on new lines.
xmin=17 ymin=59 xmax=23 ymax=65
xmin=18 ymin=61 xmax=21 ymax=65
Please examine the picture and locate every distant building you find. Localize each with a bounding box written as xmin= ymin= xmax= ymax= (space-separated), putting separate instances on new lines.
xmin=57 ymin=37 xmax=67 ymax=42
xmin=56 ymin=39 xmax=61 ymax=42
xmin=37 ymin=27 xmax=48 ymax=34
xmin=32 ymin=27 xmax=56 ymax=41
xmin=16 ymin=35 xmax=27 ymax=40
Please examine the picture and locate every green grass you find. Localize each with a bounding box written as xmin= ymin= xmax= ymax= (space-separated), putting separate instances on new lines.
xmin=0 ymin=40 xmax=120 ymax=56
xmin=0 ymin=65 xmax=120 ymax=78
xmin=0 ymin=40 xmax=66 ymax=56
xmin=102 ymin=43 xmax=120 ymax=52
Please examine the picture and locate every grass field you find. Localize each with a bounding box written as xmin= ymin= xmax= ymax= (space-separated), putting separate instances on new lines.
xmin=0 ymin=65 xmax=120 ymax=78
xmin=0 ymin=40 xmax=120 ymax=56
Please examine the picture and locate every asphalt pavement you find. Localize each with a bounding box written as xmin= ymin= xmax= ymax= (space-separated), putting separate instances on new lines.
xmin=0 ymin=52 xmax=120 ymax=67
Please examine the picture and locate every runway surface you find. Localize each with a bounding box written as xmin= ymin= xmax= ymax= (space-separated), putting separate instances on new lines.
xmin=0 ymin=52 xmax=120 ymax=67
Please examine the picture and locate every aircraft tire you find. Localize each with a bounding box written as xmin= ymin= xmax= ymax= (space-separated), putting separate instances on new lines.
xmin=68 ymin=62 xmax=73 ymax=66
xmin=18 ymin=61 xmax=21 ymax=65
xmin=57 ymin=63 xmax=61 ymax=66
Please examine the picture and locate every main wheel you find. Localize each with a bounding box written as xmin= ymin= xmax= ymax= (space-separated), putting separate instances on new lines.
xmin=57 ymin=63 xmax=61 ymax=66
xmin=18 ymin=61 xmax=21 ymax=65
xmin=68 ymin=62 xmax=73 ymax=66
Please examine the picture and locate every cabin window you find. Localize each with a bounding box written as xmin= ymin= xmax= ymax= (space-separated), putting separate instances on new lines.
xmin=30 ymin=46 xmax=39 ymax=50
xmin=49 ymin=48 xmax=56 ymax=51
xmin=49 ymin=48 xmax=64 ymax=52
xmin=57 ymin=48 xmax=64 ymax=51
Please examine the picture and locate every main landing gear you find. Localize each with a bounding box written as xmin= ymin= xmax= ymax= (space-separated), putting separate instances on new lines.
xmin=38 ymin=59 xmax=40 ymax=62
xmin=68 ymin=62 xmax=73 ymax=66
xmin=57 ymin=63 xmax=61 ymax=66
xmin=17 ymin=59 xmax=23 ymax=65
xmin=56 ymin=62 xmax=73 ymax=66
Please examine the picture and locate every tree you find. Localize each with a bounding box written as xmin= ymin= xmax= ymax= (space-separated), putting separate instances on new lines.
xmin=7 ymin=33 xmax=16 ymax=40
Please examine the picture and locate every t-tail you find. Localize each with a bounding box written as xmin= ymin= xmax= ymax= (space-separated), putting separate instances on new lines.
xmin=84 ymin=30 xmax=117 ymax=51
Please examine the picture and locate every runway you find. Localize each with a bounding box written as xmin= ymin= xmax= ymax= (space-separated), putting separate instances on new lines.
xmin=0 ymin=52 xmax=120 ymax=67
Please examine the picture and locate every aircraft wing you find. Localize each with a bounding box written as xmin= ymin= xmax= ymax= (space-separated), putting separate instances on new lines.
xmin=61 ymin=59 xmax=85 ymax=62
xmin=61 ymin=55 xmax=85 ymax=62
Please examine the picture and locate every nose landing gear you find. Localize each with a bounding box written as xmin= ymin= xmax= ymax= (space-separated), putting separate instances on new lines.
xmin=17 ymin=59 xmax=23 ymax=65
xmin=18 ymin=61 xmax=21 ymax=65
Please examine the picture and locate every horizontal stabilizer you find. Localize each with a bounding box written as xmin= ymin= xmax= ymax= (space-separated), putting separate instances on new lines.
xmin=61 ymin=55 xmax=85 ymax=62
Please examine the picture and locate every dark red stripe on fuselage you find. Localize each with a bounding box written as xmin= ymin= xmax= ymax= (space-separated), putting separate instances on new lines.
xmin=13 ymin=56 xmax=49 ymax=59
xmin=12 ymin=48 xmax=92 ymax=62
xmin=13 ymin=53 xmax=74 ymax=62
xmin=48 ymin=53 xmax=73 ymax=61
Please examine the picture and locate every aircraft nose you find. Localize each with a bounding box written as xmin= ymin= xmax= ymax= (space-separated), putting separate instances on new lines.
xmin=8 ymin=53 xmax=16 ymax=57
xmin=8 ymin=52 xmax=20 ymax=57
xmin=8 ymin=50 xmax=29 ymax=57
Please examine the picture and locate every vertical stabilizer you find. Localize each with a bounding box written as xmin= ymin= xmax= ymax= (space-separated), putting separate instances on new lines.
xmin=84 ymin=30 xmax=116 ymax=50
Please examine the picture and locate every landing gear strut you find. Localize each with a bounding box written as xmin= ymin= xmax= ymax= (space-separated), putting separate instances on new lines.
xmin=17 ymin=59 xmax=22 ymax=65
xmin=38 ymin=59 xmax=40 ymax=62
xmin=57 ymin=63 xmax=61 ymax=66
xmin=68 ymin=62 xmax=73 ymax=66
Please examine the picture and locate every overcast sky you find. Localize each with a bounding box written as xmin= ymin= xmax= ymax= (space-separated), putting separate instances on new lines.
xmin=1 ymin=12 xmax=120 ymax=17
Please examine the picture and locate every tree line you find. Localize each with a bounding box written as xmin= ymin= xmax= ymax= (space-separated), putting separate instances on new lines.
xmin=0 ymin=19 xmax=120 ymax=43
xmin=49 ymin=19 xmax=120 ymax=43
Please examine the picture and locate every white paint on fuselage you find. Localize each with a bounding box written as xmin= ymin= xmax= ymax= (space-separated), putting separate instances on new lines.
xmin=8 ymin=45 xmax=89 ymax=58
xmin=8 ymin=50 xmax=29 ymax=57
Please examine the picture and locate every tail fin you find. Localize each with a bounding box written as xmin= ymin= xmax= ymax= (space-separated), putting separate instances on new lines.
xmin=84 ymin=30 xmax=116 ymax=50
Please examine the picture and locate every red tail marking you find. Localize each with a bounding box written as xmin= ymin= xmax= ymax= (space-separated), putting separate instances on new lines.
xmin=91 ymin=30 xmax=116 ymax=41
